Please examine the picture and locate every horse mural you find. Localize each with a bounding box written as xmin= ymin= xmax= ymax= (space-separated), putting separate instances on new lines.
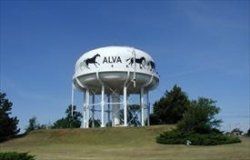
xmin=80 ymin=54 xmax=100 ymax=69
xmin=126 ymin=57 xmax=146 ymax=69
xmin=147 ymin=60 xmax=155 ymax=71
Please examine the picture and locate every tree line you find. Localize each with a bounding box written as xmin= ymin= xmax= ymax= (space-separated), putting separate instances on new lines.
xmin=1 ymin=85 xmax=249 ymax=142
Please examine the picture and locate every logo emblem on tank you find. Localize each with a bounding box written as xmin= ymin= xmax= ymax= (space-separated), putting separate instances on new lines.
xmin=80 ymin=53 xmax=100 ymax=69
xmin=79 ymin=53 xmax=156 ymax=72
xmin=126 ymin=57 xmax=146 ymax=69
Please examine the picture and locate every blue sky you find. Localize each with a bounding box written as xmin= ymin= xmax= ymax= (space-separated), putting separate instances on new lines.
xmin=0 ymin=0 xmax=249 ymax=132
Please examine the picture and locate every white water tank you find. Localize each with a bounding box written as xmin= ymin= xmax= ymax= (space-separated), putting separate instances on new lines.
xmin=72 ymin=46 xmax=159 ymax=128
xmin=73 ymin=46 xmax=159 ymax=93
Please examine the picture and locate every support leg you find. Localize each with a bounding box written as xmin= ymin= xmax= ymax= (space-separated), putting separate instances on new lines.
xmin=91 ymin=94 xmax=95 ymax=128
xmin=147 ymin=91 xmax=150 ymax=126
xmin=140 ymin=88 xmax=145 ymax=126
xmin=81 ymin=91 xmax=86 ymax=128
xmin=101 ymin=85 xmax=105 ymax=127
xmin=85 ymin=89 xmax=90 ymax=128
xmin=123 ymin=86 xmax=128 ymax=127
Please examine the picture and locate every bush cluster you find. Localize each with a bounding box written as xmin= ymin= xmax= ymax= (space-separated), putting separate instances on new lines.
xmin=52 ymin=105 xmax=82 ymax=129
xmin=0 ymin=152 xmax=35 ymax=160
xmin=156 ymin=130 xmax=241 ymax=145
xmin=246 ymin=129 xmax=250 ymax=137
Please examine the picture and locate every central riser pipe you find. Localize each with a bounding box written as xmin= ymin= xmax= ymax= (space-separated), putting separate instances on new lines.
xmin=112 ymin=93 xmax=120 ymax=126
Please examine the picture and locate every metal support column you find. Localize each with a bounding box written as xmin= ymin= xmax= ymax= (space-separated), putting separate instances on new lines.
xmin=101 ymin=85 xmax=105 ymax=127
xmin=81 ymin=91 xmax=86 ymax=128
xmin=147 ymin=91 xmax=150 ymax=126
xmin=85 ymin=89 xmax=90 ymax=128
xmin=140 ymin=88 xmax=145 ymax=126
xmin=123 ymin=86 xmax=128 ymax=127
xmin=91 ymin=94 xmax=95 ymax=128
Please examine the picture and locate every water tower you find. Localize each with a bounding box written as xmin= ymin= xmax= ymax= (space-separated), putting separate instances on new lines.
xmin=71 ymin=46 xmax=159 ymax=128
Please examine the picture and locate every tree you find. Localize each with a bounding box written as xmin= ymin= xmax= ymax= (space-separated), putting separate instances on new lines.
xmin=152 ymin=85 xmax=190 ymax=124
xmin=0 ymin=92 xmax=20 ymax=142
xmin=25 ymin=117 xmax=38 ymax=133
xmin=231 ymin=128 xmax=243 ymax=136
xmin=25 ymin=116 xmax=46 ymax=133
xmin=149 ymin=114 xmax=161 ymax=125
xmin=246 ymin=129 xmax=250 ymax=137
xmin=177 ymin=97 xmax=222 ymax=134
xmin=52 ymin=105 xmax=82 ymax=129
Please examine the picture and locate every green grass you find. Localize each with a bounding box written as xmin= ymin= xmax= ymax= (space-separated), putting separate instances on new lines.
xmin=0 ymin=125 xmax=249 ymax=160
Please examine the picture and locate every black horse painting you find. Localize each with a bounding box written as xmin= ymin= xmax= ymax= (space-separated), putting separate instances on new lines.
xmin=147 ymin=60 xmax=155 ymax=71
xmin=80 ymin=54 xmax=100 ymax=69
xmin=126 ymin=57 xmax=146 ymax=68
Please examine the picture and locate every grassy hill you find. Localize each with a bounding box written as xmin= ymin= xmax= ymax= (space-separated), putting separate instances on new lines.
xmin=0 ymin=125 xmax=250 ymax=160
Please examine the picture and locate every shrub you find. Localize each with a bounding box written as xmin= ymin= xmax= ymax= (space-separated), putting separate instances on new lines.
xmin=156 ymin=130 xmax=241 ymax=145
xmin=245 ymin=128 xmax=250 ymax=137
xmin=0 ymin=152 xmax=35 ymax=160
